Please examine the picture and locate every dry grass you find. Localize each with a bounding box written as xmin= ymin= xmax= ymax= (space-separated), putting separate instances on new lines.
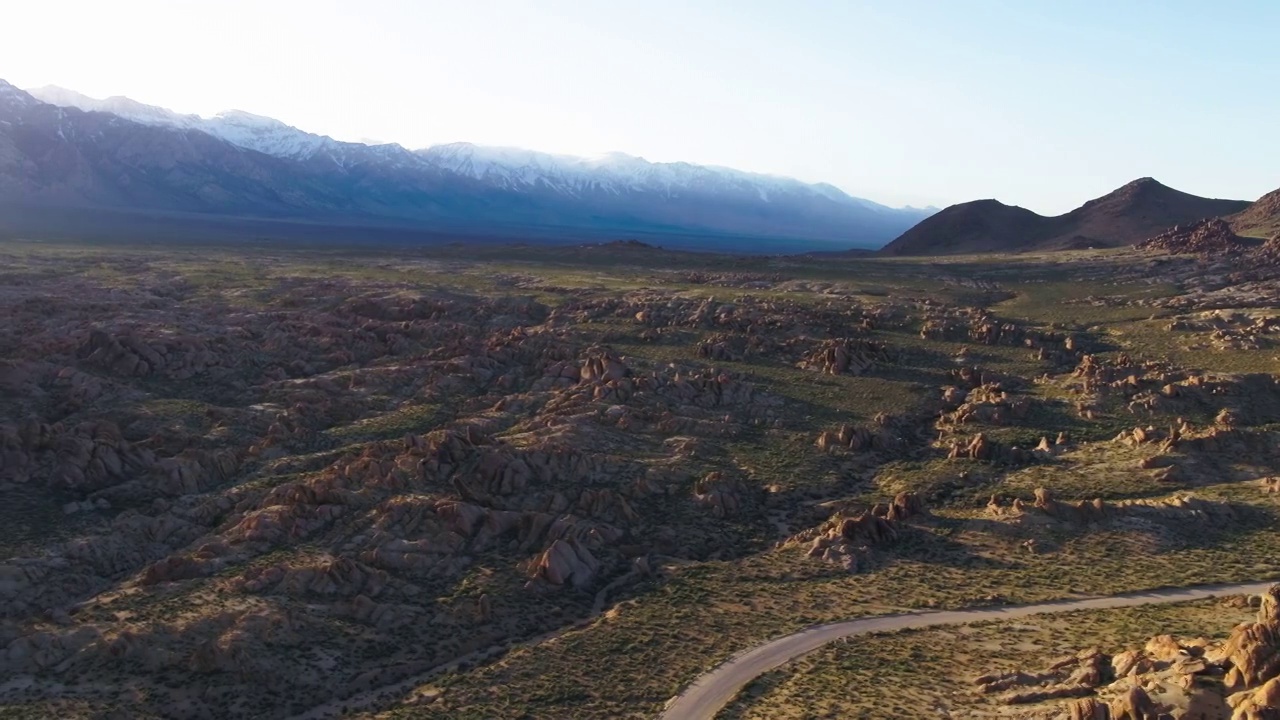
xmin=719 ymin=599 xmax=1254 ymax=719
xmin=3 ymin=239 xmax=1279 ymax=720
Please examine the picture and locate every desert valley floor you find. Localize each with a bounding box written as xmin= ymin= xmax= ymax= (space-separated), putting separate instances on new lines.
xmin=4 ymin=233 xmax=1280 ymax=719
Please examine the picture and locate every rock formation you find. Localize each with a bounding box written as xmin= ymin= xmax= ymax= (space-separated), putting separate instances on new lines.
xmin=1137 ymin=218 xmax=1247 ymax=255
xmin=991 ymin=585 xmax=1280 ymax=719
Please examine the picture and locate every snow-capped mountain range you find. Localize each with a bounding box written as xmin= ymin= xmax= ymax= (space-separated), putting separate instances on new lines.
xmin=2 ymin=81 xmax=934 ymax=250
xmin=414 ymin=143 xmax=903 ymax=212
xmin=27 ymin=84 xmax=920 ymax=213
xmin=28 ymin=85 xmax=339 ymax=160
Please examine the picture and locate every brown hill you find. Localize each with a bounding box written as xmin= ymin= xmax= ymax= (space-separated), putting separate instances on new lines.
xmin=1230 ymin=187 xmax=1280 ymax=239
xmin=881 ymin=178 xmax=1251 ymax=256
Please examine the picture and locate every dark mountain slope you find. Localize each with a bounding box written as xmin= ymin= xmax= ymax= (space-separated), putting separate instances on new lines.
xmin=1059 ymin=178 xmax=1253 ymax=247
xmin=877 ymin=199 xmax=1046 ymax=255
xmin=881 ymin=178 xmax=1251 ymax=256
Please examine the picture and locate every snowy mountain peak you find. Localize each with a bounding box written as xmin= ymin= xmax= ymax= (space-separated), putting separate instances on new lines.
xmin=202 ymin=110 xmax=330 ymax=159
xmin=27 ymin=85 xmax=194 ymax=126
xmin=413 ymin=142 xmax=880 ymax=205
xmin=2 ymin=79 xmax=937 ymax=250
xmin=25 ymin=85 xmax=95 ymax=108
xmin=24 ymin=86 xmax=333 ymax=160
xmin=0 ymin=79 xmax=38 ymax=109
xmin=213 ymin=109 xmax=290 ymax=128
xmin=20 ymin=82 xmax=930 ymax=220
xmin=592 ymin=150 xmax=646 ymax=163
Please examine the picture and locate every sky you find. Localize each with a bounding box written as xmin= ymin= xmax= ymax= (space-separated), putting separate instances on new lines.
xmin=3 ymin=0 xmax=1277 ymax=212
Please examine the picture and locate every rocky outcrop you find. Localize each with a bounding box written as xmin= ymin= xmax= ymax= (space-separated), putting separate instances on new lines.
xmin=1137 ymin=218 xmax=1247 ymax=255
xmin=1000 ymin=585 xmax=1280 ymax=719
xmin=815 ymin=413 xmax=914 ymax=454
xmin=693 ymin=472 xmax=752 ymax=518
xmin=531 ymin=538 xmax=600 ymax=589
xmin=919 ymin=310 xmax=1080 ymax=364
xmin=238 ymin=557 xmax=389 ymax=597
xmin=987 ymin=488 xmax=1240 ymax=531
xmin=697 ymin=333 xmax=753 ymax=362
xmin=946 ymin=433 xmax=1035 ymax=464
xmin=78 ymin=327 xmax=227 ymax=380
xmin=786 ymin=493 xmax=925 ymax=572
xmin=796 ymin=338 xmax=891 ymax=376
xmin=937 ymin=382 xmax=1032 ymax=427
xmin=0 ymin=419 xmax=156 ymax=491
xmin=1 ymin=627 xmax=103 ymax=673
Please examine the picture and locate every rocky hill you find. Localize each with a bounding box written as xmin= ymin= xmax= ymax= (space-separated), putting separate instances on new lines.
xmin=1231 ymin=187 xmax=1280 ymax=239
xmin=875 ymin=199 xmax=1047 ymax=255
xmin=881 ymin=178 xmax=1251 ymax=256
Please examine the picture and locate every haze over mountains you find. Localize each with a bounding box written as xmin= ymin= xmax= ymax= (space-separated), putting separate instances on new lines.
xmin=880 ymin=177 xmax=1257 ymax=256
xmin=4 ymin=80 xmax=1273 ymax=255
xmin=0 ymin=81 xmax=933 ymax=251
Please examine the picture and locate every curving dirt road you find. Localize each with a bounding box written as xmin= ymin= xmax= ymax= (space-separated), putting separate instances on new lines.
xmin=660 ymin=580 xmax=1277 ymax=720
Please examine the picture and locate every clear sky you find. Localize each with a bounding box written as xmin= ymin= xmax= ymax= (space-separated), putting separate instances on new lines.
xmin=3 ymin=0 xmax=1276 ymax=212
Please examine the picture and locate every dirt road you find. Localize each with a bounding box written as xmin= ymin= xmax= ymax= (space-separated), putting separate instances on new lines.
xmin=660 ymin=580 xmax=1276 ymax=720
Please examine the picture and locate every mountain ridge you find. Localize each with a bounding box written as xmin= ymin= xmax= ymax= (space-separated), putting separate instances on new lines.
xmin=3 ymin=80 xmax=933 ymax=251
xmin=880 ymin=178 xmax=1252 ymax=255
xmin=26 ymin=84 xmax=929 ymax=212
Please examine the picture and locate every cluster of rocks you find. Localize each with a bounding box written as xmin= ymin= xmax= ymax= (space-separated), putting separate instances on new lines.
xmin=946 ymin=433 xmax=1040 ymax=464
xmin=1072 ymin=354 xmax=1181 ymax=389
xmin=1109 ymin=415 xmax=1280 ymax=482
xmin=1 ymin=604 xmax=306 ymax=684
xmin=1 ymin=511 xmax=207 ymax=615
xmin=795 ymin=338 xmax=892 ymax=376
xmin=949 ymin=365 xmax=1016 ymax=390
xmin=1 ymin=419 xmax=154 ymax=491
xmin=235 ymin=556 xmax=388 ymax=597
xmin=986 ymin=487 xmax=1239 ymax=531
xmin=697 ymin=332 xmax=756 ymax=361
xmin=1070 ymin=355 xmax=1280 ymax=429
xmin=919 ymin=310 xmax=1082 ymax=362
xmin=670 ymin=271 xmax=783 ymax=288
xmin=785 ymin=492 xmax=925 ymax=572
xmin=815 ymin=413 xmax=914 ymax=454
xmin=559 ymin=290 xmax=903 ymax=342
xmin=1115 ymin=422 xmax=1185 ymax=448
xmin=531 ymin=538 xmax=601 ymax=590
xmin=987 ymin=585 xmax=1280 ymax=719
xmin=1136 ymin=218 xmax=1247 ymax=255
xmin=693 ymin=472 xmax=756 ymax=518
xmin=1108 ymin=231 xmax=1280 ymax=312
xmin=939 ymin=382 xmax=1032 ymax=427
xmin=0 ymin=361 xmax=118 ymax=417
xmin=0 ymin=417 xmax=247 ymax=614
xmin=1167 ymin=311 xmax=1280 ymax=351
xmin=185 ymin=339 xmax=785 ymax=596
xmin=78 ymin=327 xmax=229 ymax=380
